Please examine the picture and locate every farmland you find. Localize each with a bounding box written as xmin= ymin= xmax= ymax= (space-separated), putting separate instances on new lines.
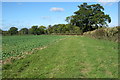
xmin=1 ymin=1 xmax=119 ymax=79
xmin=2 ymin=35 xmax=67 ymax=59
xmin=2 ymin=35 xmax=118 ymax=78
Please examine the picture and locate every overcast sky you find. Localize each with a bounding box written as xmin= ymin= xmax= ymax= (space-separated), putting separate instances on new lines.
xmin=2 ymin=1 xmax=119 ymax=30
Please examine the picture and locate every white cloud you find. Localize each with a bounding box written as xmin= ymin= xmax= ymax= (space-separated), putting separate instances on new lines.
xmin=41 ymin=16 xmax=51 ymax=19
xmin=50 ymin=7 xmax=64 ymax=12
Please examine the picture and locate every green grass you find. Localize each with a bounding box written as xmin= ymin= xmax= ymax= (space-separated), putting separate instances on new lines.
xmin=2 ymin=35 xmax=118 ymax=78
xmin=2 ymin=35 xmax=67 ymax=59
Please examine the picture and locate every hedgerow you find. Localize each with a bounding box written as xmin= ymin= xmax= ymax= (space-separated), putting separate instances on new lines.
xmin=83 ymin=27 xmax=119 ymax=42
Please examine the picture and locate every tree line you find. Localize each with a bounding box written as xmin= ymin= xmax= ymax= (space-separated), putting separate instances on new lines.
xmin=1 ymin=3 xmax=111 ymax=36
xmin=1 ymin=24 xmax=82 ymax=36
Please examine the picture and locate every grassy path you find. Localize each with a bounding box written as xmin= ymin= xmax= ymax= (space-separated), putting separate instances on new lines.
xmin=3 ymin=36 xmax=118 ymax=78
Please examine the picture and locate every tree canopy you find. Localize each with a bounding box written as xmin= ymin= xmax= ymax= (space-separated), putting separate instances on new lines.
xmin=19 ymin=28 xmax=28 ymax=35
xmin=8 ymin=27 xmax=18 ymax=35
xmin=66 ymin=3 xmax=111 ymax=32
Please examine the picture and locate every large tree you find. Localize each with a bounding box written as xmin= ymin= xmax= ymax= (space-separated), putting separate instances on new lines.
xmin=66 ymin=3 xmax=111 ymax=32
xmin=8 ymin=27 xmax=18 ymax=35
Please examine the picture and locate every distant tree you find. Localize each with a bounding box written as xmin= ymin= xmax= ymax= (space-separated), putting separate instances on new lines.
xmin=29 ymin=25 xmax=46 ymax=35
xmin=8 ymin=27 xmax=18 ymax=35
xmin=59 ymin=24 xmax=66 ymax=34
xmin=66 ymin=3 xmax=111 ymax=32
xmin=65 ymin=24 xmax=72 ymax=32
xmin=47 ymin=24 xmax=83 ymax=35
xmin=52 ymin=24 xmax=60 ymax=34
xmin=47 ymin=25 xmax=53 ymax=34
xmin=0 ymin=29 xmax=2 ymax=34
xmin=38 ymin=26 xmax=46 ymax=34
xmin=29 ymin=26 xmax=38 ymax=35
xmin=2 ymin=31 xmax=9 ymax=36
xmin=73 ymin=26 xmax=82 ymax=34
xmin=51 ymin=24 xmax=67 ymax=34
xmin=44 ymin=29 xmax=48 ymax=34
xmin=19 ymin=28 xmax=28 ymax=35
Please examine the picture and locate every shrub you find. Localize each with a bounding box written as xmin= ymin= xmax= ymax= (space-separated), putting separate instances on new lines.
xmin=83 ymin=27 xmax=119 ymax=42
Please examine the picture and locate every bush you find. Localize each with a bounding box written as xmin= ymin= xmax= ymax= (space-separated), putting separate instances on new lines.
xmin=83 ymin=27 xmax=119 ymax=42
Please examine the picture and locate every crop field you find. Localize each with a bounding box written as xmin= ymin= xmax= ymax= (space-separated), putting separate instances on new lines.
xmin=2 ymin=35 xmax=118 ymax=78
xmin=2 ymin=35 xmax=67 ymax=59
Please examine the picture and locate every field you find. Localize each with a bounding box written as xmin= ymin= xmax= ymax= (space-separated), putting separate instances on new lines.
xmin=2 ymin=35 xmax=67 ymax=59
xmin=2 ymin=35 xmax=118 ymax=78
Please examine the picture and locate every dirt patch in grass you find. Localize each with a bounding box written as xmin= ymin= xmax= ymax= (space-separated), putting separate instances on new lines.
xmin=2 ymin=46 xmax=47 ymax=64
xmin=49 ymin=66 xmax=60 ymax=78
xmin=81 ymin=67 xmax=91 ymax=74
xmin=105 ymin=70 xmax=113 ymax=77
xmin=2 ymin=38 xmax=67 ymax=65
xmin=79 ymin=62 xmax=92 ymax=76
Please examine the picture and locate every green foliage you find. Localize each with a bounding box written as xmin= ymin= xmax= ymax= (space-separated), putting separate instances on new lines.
xmin=2 ymin=31 xmax=9 ymax=36
xmin=2 ymin=35 xmax=66 ymax=59
xmin=19 ymin=28 xmax=28 ymax=35
xmin=47 ymin=25 xmax=53 ymax=34
xmin=28 ymin=25 xmax=46 ymax=35
xmin=83 ymin=27 xmax=119 ymax=42
xmin=66 ymin=3 xmax=111 ymax=32
xmin=29 ymin=26 xmax=38 ymax=35
xmin=2 ymin=64 xmax=11 ymax=70
xmin=0 ymin=29 xmax=2 ymax=34
xmin=47 ymin=24 xmax=83 ymax=35
xmin=38 ymin=26 xmax=46 ymax=34
xmin=8 ymin=27 xmax=18 ymax=35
